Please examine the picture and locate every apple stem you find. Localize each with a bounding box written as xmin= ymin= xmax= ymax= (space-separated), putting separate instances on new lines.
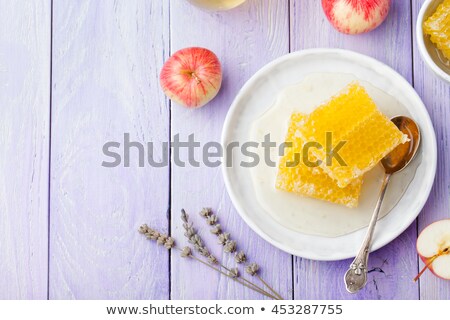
xmin=414 ymin=255 xmax=438 ymax=282
xmin=180 ymin=70 xmax=201 ymax=84
xmin=191 ymin=72 xmax=201 ymax=84
xmin=414 ymin=247 xmax=449 ymax=282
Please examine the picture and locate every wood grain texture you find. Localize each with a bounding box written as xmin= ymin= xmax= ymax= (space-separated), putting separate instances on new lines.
xmin=1 ymin=0 xmax=448 ymax=300
xmin=0 ymin=0 xmax=51 ymax=299
xmin=290 ymin=0 xmax=419 ymax=299
xmin=49 ymin=0 xmax=170 ymax=299
xmin=412 ymin=0 xmax=450 ymax=300
xmin=170 ymin=0 xmax=293 ymax=299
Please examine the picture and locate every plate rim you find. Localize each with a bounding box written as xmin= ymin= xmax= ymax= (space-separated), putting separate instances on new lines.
xmin=221 ymin=48 xmax=437 ymax=261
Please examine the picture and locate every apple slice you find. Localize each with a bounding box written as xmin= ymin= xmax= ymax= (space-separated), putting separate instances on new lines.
xmin=160 ymin=47 xmax=222 ymax=108
xmin=415 ymin=219 xmax=450 ymax=281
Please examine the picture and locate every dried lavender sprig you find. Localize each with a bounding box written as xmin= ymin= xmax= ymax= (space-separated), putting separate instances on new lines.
xmin=181 ymin=209 xmax=217 ymax=264
xmin=181 ymin=210 xmax=275 ymax=298
xmin=178 ymin=248 xmax=277 ymax=299
xmin=198 ymin=209 xmax=282 ymax=299
xmin=244 ymin=261 xmax=282 ymax=301
xmin=139 ymin=224 xmax=175 ymax=249
xmin=198 ymin=208 xmax=283 ymax=300
xmin=182 ymin=210 xmax=248 ymax=275
xmin=138 ymin=225 xmax=278 ymax=299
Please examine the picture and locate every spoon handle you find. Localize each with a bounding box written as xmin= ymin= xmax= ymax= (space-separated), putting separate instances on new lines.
xmin=344 ymin=173 xmax=391 ymax=293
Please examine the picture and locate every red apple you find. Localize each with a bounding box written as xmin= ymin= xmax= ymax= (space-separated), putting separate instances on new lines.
xmin=160 ymin=47 xmax=222 ymax=108
xmin=415 ymin=219 xmax=450 ymax=281
xmin=322 ymin=0 xmax=391 ymax=35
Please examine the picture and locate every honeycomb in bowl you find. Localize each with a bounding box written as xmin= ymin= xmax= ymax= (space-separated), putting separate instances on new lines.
xmin=276 ymin=113 xmax=362 ymax=208
xmin=423 ymin=0 xmax=450 ymax=61
xmin=296 ymin=82 xmax=408 ymax=188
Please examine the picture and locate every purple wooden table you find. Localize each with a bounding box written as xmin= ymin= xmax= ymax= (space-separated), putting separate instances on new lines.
xmin=0 ymin=0 xmax=449 ymax=300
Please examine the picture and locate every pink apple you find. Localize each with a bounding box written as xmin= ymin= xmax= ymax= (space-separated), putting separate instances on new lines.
xmin=160 ymin=47 xmax=222 ymax=108
xmin=322 ymin=0 xmax=391 ymax=35
xmin=415 ymin=219 xmax=450 ymax=281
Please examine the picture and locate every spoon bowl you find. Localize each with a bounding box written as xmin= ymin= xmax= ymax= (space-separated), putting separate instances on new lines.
xmin=381 ymin=116 xmax=421 ymax=174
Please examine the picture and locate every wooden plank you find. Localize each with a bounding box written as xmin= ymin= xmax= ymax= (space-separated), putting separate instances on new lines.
xmin=412 ymin=0 xmax=450 ymax=300
xmin=49 ymin=0 xmax=170 ymax=299
xmin=0 ymin=0 xmax=51 ymax=299
xmin=170 ymin=0 xmax=292 ymax=299
xmin=290 ymin=0 xmax=419 ymax=299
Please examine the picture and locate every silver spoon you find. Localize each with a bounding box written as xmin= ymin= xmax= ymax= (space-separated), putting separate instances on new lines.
xmin=344 ymin=116 xmax=421 ymax=293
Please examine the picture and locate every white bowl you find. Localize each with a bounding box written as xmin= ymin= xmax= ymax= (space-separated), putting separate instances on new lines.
xmin=416 ymin=0 xmax=450 ymax=83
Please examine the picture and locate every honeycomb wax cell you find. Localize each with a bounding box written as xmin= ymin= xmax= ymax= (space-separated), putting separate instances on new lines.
xmin=423 ymin=0 xmax=450 ymax=61
xmin=276 ymin=113 xmax=362 ymax=208
xmin=296 ymin=83 xmax=408 ymax=188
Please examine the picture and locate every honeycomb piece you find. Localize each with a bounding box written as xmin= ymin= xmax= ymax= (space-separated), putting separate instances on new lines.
xmin=297 ymin=83 xmax=377 ymax=144
xmin=423 ymin=0 xmax=450 ymax=60
xmin=276 ymin=113 xmax=362 ymax=208
xmin=297 ymin=82 xmax=407 ymax=188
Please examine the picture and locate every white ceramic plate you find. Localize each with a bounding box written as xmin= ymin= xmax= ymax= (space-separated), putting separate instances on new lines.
xmin=221 ymin=49 xmax=437 ymax=261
